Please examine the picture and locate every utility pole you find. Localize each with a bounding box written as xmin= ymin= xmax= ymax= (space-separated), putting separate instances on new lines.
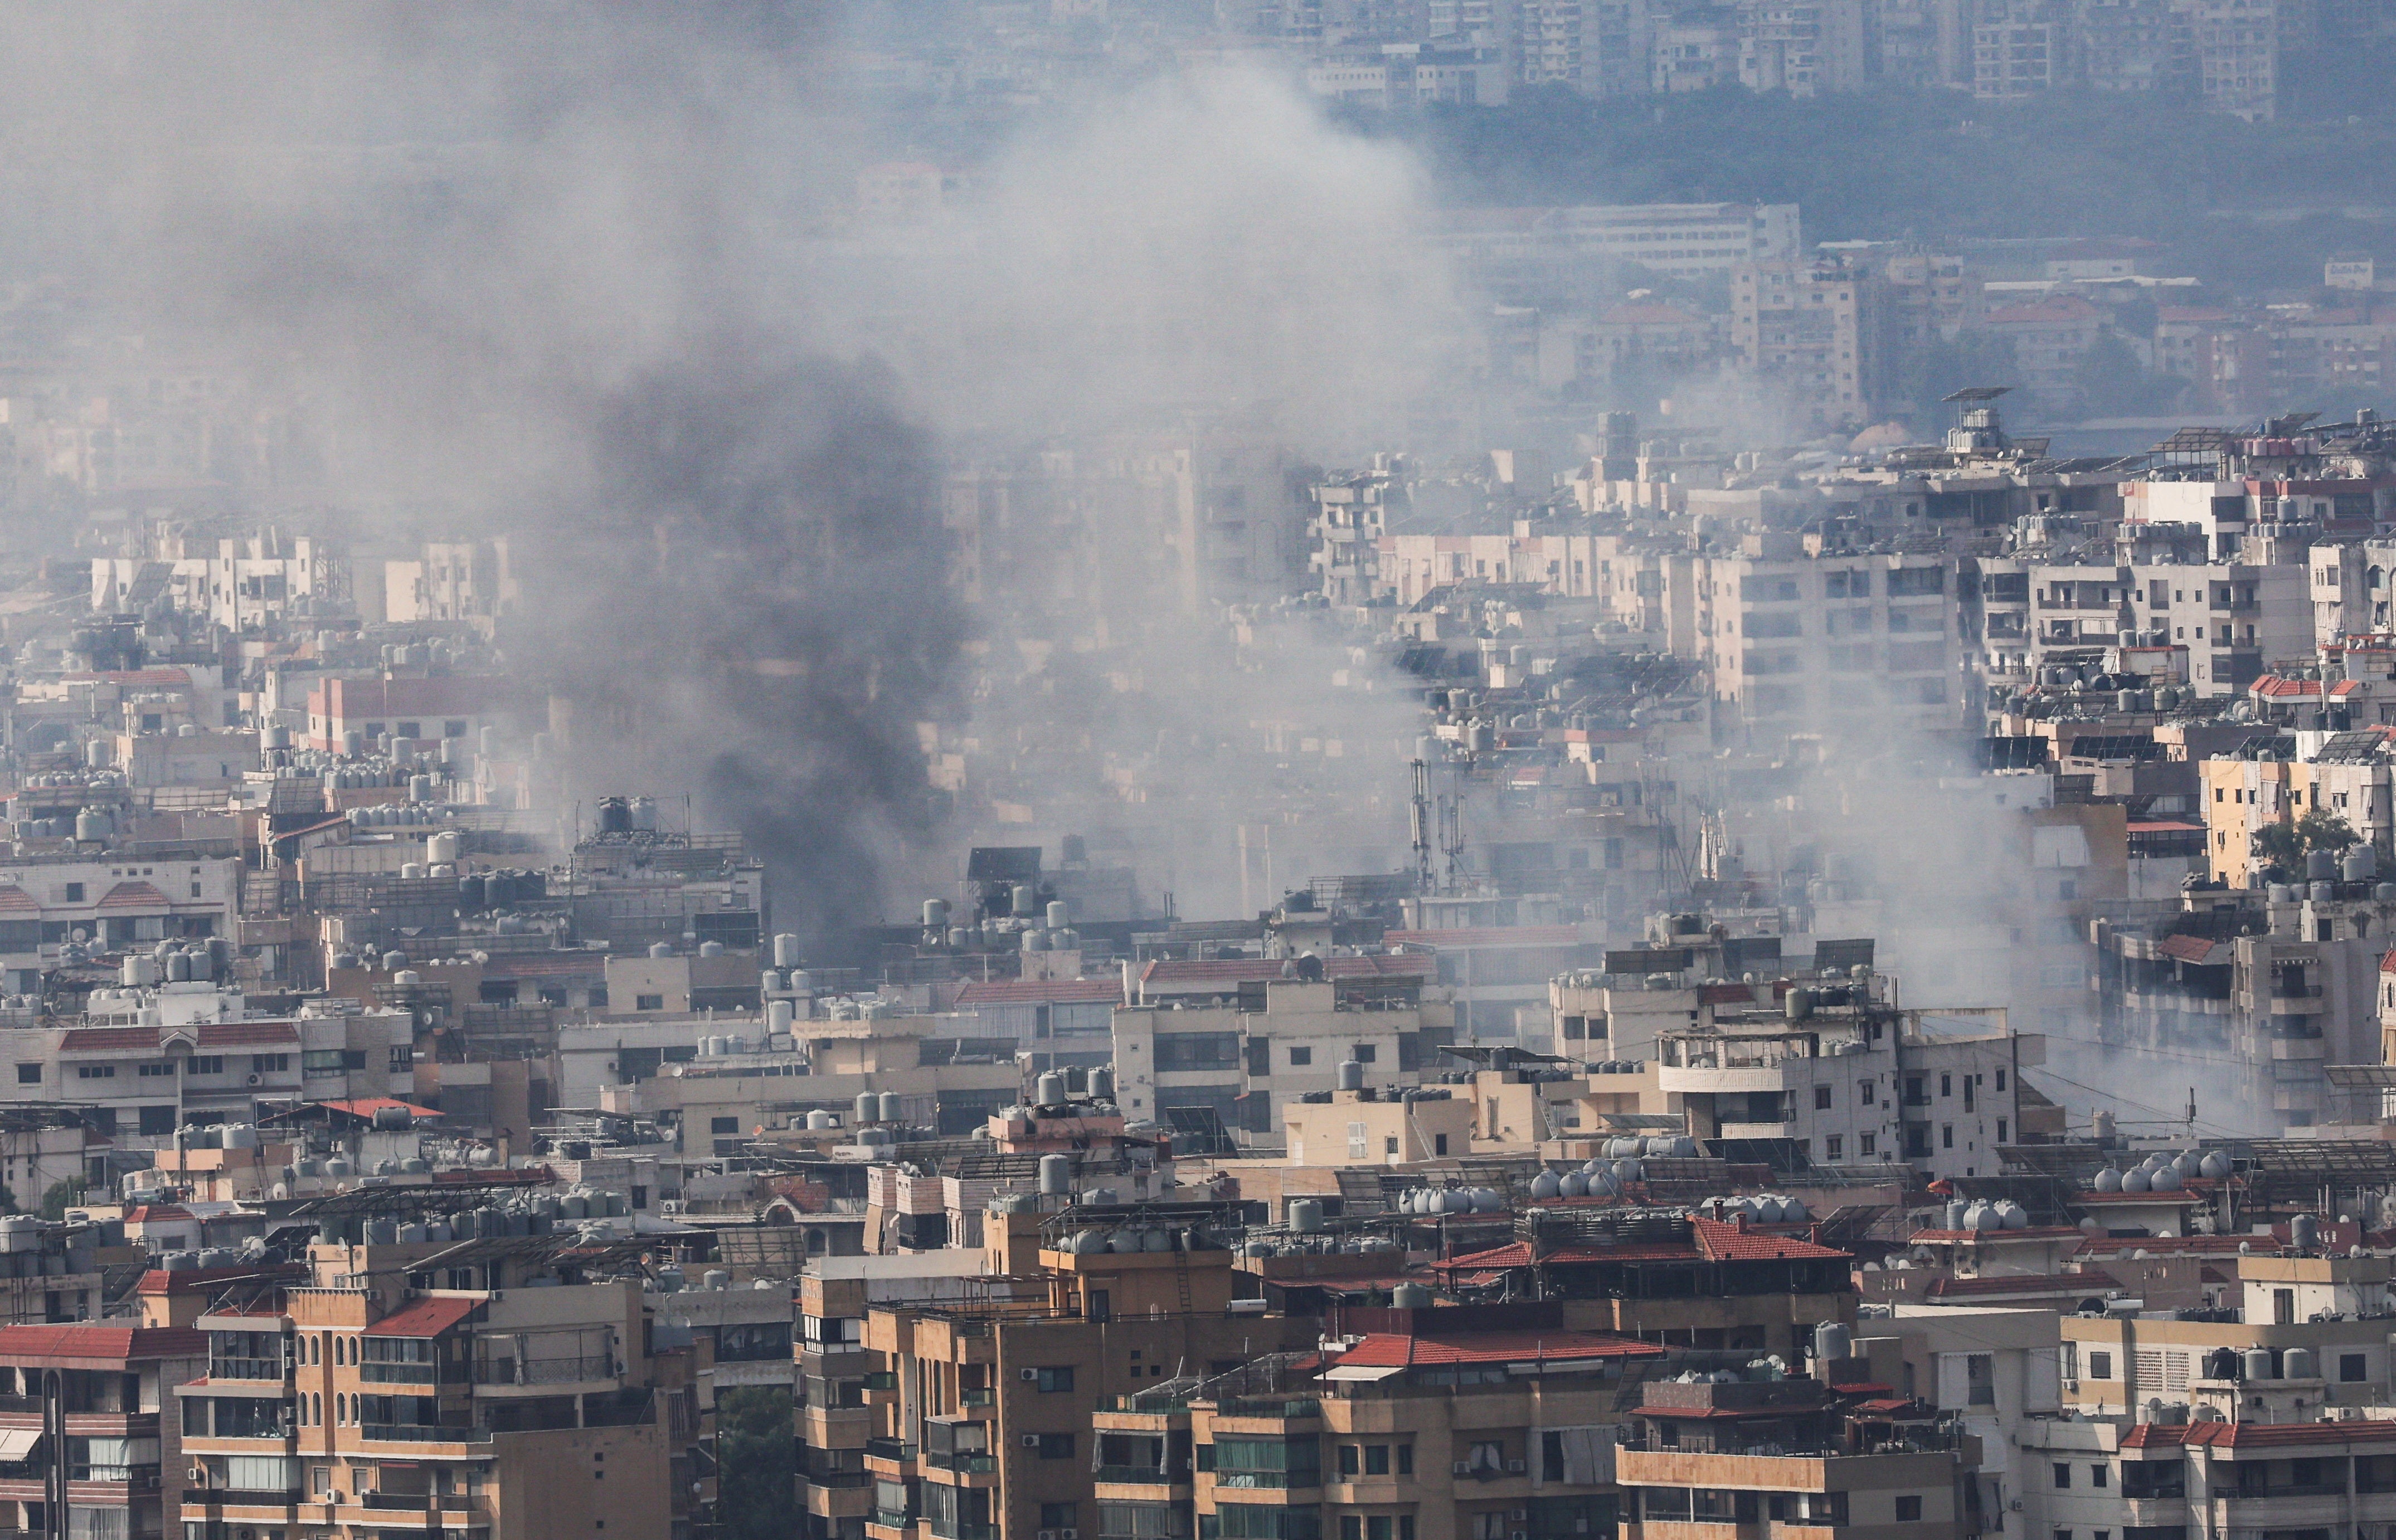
xmin=1410 ymin=759 xmax=1434 ymax=894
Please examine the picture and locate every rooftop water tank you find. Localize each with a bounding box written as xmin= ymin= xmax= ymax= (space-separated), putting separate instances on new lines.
xmin=2244 ymin=1347 xmax=2274 ymax=1382
xmin=805 ymin=1110 xmax=836 ymax=1130
xmin=1289 ymin=1199 xmax=1324 ymax=1233
xmin=2308 ymin=848 xmax=2339 ymax=882
xmin=1089 ymin=1067 xmax=1115 ymax=1100
xmin=2121 ymin=1169 xmax=2151 ymax=1193
xmin=1392 ymin=1281 xmax=1433 ymax=1308
xmin=879 ymin=1092 xmax=901 ymax=1123
xmin=1036 ymin=1072 xmax=1066 ymax=1106
xmin=1336 ymin=1060 xmax=1365 ymax=1092
xmin=2286 ymin=1346 xmax=2317 ymax=1380
xmin=855 ymin=1093 xmax=879 ymax=1124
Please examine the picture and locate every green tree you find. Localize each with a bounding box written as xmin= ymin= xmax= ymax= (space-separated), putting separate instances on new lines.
xmin=715 ymin=1385 xmax=795 ymax=1540
xmin=37 ymin=1179 xmax=80 ymax=1220
xmin=2072 ymin=333 xmax=2186 ymax=418
xmin=2297 ymin=806 xmax=2358 ymax=854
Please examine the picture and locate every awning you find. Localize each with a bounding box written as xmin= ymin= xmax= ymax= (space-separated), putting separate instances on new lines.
xmin=1321 ymin=1364 xmax=1403 ymax=1382
xmin=0 ymin=1429 xmax=42 ymax=1460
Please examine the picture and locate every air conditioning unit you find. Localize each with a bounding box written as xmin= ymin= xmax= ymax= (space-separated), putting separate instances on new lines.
xmin=1453 ymin=1462 xmax=1472 ymax=1477
xmin=1508 ymin=1512 xmax=1527 ymax=1523
xmin=1061 ymin=1529 xmax=1079 ymax=1538
xmin=1507 ymin=1460 xmax=1527 ymax=1474
xmin=2009 ymin=1500 xmax=2024 ymax=1513
xmin=1022 ymin=1435 xmax=1043 ymax=1449
xmin=246 ymin=1074 xmax=263 ymax=1086
xmin=1510 ymin=1530 xmax=1530 ymax=1540
xmin=188 ymin=1466 xmax=207 ymax=1484
xmin=1041 ymin=1531 xmax=1059 ymax=1540
xmin=1020 ymin=1368 xmax=1039 ymax=1381
xmin=2063 ymin=1379 xmax=2079 ymax=1392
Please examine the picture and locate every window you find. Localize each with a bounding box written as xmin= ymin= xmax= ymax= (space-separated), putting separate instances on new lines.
xmin=635 ymin=994 xmax=665 ymax=1012
xmin=1814 ymin=1085 xmax=1832 ymax=1109
xmin=1367 ymin=1520 xmax=1392 ymax=1540
xmin=1942 ymin=1125 xmax=1954 ymax=1149
xmin=389 ymin=1045 xmax=413 ymax=1073
xmin=138 ymin=1106 xmax=174 ymax=1136
xmin=1896 ymin=1498 xmax=1922 ymax=1523
xmin=1363 ymin=1446 xmax=1389 ymax=1476
xmin=2090 ymin=1465 xmax=2107 ymax=1489
xmin=1289 ymin=1047 xmax=1312 ymax=1067
xmin=250 ymin=1054 xmax=289 ymax=1073
xmin=77 ymin=1065 xmax=114 ymax=1080
xmin=1859 ymin=1133 xmax=1877 ymax=1157
xmin=1824 ymin=1136 xmax=1843 ymax=1159
xmin=2089 ymin=1351 xmax=2113 ymax=1379
xmin=139 ymin=1062 xmax=174 ymax=1078
xmin=1338 ymin=1446 xmax=1359 ymax=1477
xmin=1340 ymin=1521 xmax=1361 ymax=1540
xmin=1351 ymin=1045 xmax=1376 ymax=1064
xmin=1036 ymin=1367 xmax=1074 ymax=1392
xmin=187 ymin=1056 xmax=225 ymax=1075
xmin=63 ymin=884 xmax=83 ymax=904
xmin=1037 ymin=1434 xmax=1074 ymax=1459
xmin=2342 ymin=1353 xmax=2368 ymax=1383
xmin=1940 ymin=1073 xmax=1952 ymax=1097
xmin=2053 ymin=1465 xmax=2071 ymax=1490
xmin=1395 ymin=1446 xmax=1411 ymax=1476
xmin=397 ymin=722 xmax=422 ymax=740
xmin=12 ymin=1065 xmax=33 ymax=1085
xmin=711 ymin=1117 xmax=739 ymax=1135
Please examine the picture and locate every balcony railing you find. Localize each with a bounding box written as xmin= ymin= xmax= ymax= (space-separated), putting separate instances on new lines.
xmin=925 ymin=1453 xmax=995 ymax=1474
xmin=363 ymin=1492 xmax=439 ymax=1510
xmin=208 ymin=1358 xmax=285 ymax=1382
xmin=866 ymin=1439 xmax=916 ymax=1463
xmin=477 ymin=1356 xmax=615 ymax=1387
xmin=1095 ymin=1465 xmax=1190 ymax=1485
xmin=202 ymin=1487 xmax=305 ymax=1504
xmin=1214 ymin=1398 xmax=1320 ymax=1420
xmin=803 ymin=1469 xmax=873 ymax=1489
xmin=872 ymin=1510 xmax=911 ymax=1529
xmin=358 ymin=1424 xmax=491 ymax=1444
xmin=959 ymin=1388 xmax=994 ymax=1407
xmin=359 ymin=1363 xmax=443 ymax=1385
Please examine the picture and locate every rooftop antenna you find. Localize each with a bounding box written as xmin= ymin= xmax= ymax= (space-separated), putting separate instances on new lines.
xmin=2185 ymin=1087 xmax=2197 ymax=1136
xmin=1410 ymin=758 xmax=1435 ymax=894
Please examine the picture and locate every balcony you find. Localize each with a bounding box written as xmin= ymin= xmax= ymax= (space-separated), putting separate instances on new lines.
xmin=958 ymin=1387 xmax=994 ymax=1407
xmin=924 ymin=1453 xmax=995 ymax=1475
xmin=803 ymin=1470 xmax=874 ymax=1490
xmin=475 ymin=1355 xmax=615 ymax=1388
xmin=866 ymin=1438 xmax=916 ymax=1464
xmin=358 ymin=1424 xmax=491 ymax=1444
xmin=872 ymin=1510 xmax=911 ymax=1530
xmin=360 ymin=1363 xmax=444 ymax=1385
xmin=1095 ymin=1465 xmax=1191 ymax=1487
xmin=208 ymin=1358 xmax=286 ymax=1382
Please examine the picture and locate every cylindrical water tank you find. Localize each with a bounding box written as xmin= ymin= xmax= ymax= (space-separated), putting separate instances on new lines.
xmin=1045 ymin=900 xmax=1070 ymax=930
xmin=2286 ymin=1347 xmax=2317 ymax=1380
xmin=1946 ymin=1200 xmax=1970 ymax=1229
xmin=1614 ymin=1159 xmax=1642 ymax=1183
xmin=2308 ymin=848 xmax=2339 ymax=882
xmin=1011 ymin=883 xmax=1038 ymax=917
xmin=769 ymin=1000 xmax=794 ymax=1034
xmin=1559 ymin=1171 xmax=1588 ymax=1197
xmin=1530 ymin=1170 xmax=1562 ymax=1200
xmin=774 ymin=933 xmax=801 ymax=968
xmin=2292 ymin=1213 xmax=2320 ymax=1251
xmin=1289 ymin=1199 xmax=1324 ymax=1233
xmin=1998 ymin=1201 xmax=2030 ymax=1230
xmin=805 ymin=1110 xmax=835 ymax=1131
xmin=2244 ymin=1347 xmax=2275 ymax=1382
xmin=1392 ymin=1280 xmax=1433 ymax=1308
xmin=2199 ymin=1151 xmax=2230 ymax=1179
xmin=1813 ymin=1322 xmax=1850 ymax=1362
xmin=1036 ymin=1073 xmax=1066 ymax=1106
xmin=924 ymin=898 xmax=950 ymax=929
xmin=1039 ymin=1154 xmax=1072 ymax=1195
xmin=1090 ymin=1067 xmax=1114 ymax=1100
xmin=855 ymin=1093 xmax=879 ymax=1124
xmin=878 ymin=1091 xmax=901 ymax=1123
xmin=698 ymin=940 xmax=724 ymax=958
xmin=2348 ymin=846 xmax=2379 ymax=883
xmin=1336 ymin=1060 xmax=1364 ymax=1091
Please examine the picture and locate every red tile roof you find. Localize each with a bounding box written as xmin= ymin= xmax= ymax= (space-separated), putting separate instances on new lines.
xmin=1691 ymin=1217 xmax=1849 ymax=1261
xmin=2252 ymin=675 xmax=2325 ymax=699
xmin=2118 ymin=1424 xmax=2189 ymax=1448
xmin=2157 ymin=934 xmax=2228 ymax=965
xmin=0 ymin=888 xmax=36 ymax=916
xmin=59 ymin=1020 xmax=300 ymax=1051
xmin=1433 ymin=1241 xmax=1700 ymax=1270
xmin=0 ymin=1324 xmax=207 ymax=1364
xmin=1335 ymin=1330 xmax=1664 ymax=1368
xmin=2183 ymin=1419 xmax=2396 ymax=1449
xmin=955 ymin=978 xmax=1124 ymax=1007
xmin=367 ymin=1296 xmax=480 ymax=1338
xmin=96 ymin=880 xmax=172 ymax=911
xmin=121 ymin=1205 xmax=195 ymax=1224
xmin=314 ymin=1098 xmax=443 ymax=1121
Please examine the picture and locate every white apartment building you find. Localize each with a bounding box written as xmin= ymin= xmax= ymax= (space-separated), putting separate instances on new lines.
xmin=2 ymin=987 xmax=409 ymax=1148
xmin=1695 ymin=537 xmax=1960 ymax=732
xmin=0 ymin=857 xmax=243 ymax=994
xmin=1436 ymin=201 xmax=1801 ymax=280
xmin=2005 ymin=561 xmax=2312 ymax=695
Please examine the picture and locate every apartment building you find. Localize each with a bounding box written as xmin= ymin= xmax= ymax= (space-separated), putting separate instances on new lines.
xmin=4 ymin=991 xmax=409 ymax=1148
xmin=2012 ymin=561 xmax=2309 ymax=694
xmin=0 ymin=856 xmax=242 ymax=993
xmin=0 ymin=1321 xmax=208 ymax=1540
xmin=2055 ymin=1250 xmax=2396 ymax=1420
xmin=1614 ymin=1371 xmax=1974 ymax=1538
xmin=300 ymin=675 xmax=517 ymax=756
xmin=1435 ymin=203 xmax=1800 ymax=283
xmin=1111 ymin=974 xmax=1442 ymax=1141
xmin=856 ymin=1212 xmax=1316 ymax=1540
xmin=1428 ymin=1210 xmax=1858 ymax=1356
xmin=1730 ymin=262 xmax=1880 ymax=426
xmin=175 ymin=1225 xmax=711 ymax=1540
xmin=1694 ymin=536 xmax=1959 ymax=733
xmin=90 ymin=529 xmax=346 ymax=633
